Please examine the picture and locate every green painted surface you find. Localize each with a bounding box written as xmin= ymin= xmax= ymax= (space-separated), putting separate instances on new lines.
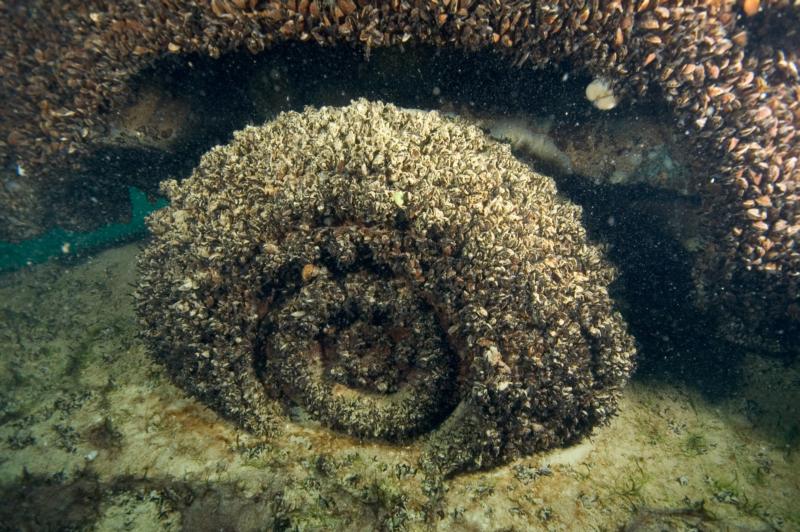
xmin=0 ymin=187 xmax=165 ymax=273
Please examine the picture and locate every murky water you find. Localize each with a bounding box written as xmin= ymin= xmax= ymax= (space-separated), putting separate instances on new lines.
xmin=2 ymin=18 xmax=799 ymax=532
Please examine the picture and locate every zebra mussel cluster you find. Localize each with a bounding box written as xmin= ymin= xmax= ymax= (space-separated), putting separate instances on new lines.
xmin=135 ymin=100 xmax=636 ymax=474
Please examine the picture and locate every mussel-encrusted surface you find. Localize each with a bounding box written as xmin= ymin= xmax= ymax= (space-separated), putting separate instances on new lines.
xmin=135 ymin=100 xmax=636 ymax=474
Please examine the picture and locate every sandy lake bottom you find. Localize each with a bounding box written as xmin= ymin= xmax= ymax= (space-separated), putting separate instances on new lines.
xmin=0 ymin=243 xmax=798 ymax=531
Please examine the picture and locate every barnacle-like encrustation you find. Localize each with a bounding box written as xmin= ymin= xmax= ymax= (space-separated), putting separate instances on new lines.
xmin=135 ymin=99 xmax=636 ymax=474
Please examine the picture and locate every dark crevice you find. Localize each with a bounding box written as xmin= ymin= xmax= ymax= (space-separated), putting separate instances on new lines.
xmin=553 ymin=177 xmax=747 ymax=400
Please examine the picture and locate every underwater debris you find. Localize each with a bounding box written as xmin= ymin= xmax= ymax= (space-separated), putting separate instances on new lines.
xmin=0 ymin=1 xmax=796 ymax=358
xmin=135 ymin=99 xmax=636 ymax=475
